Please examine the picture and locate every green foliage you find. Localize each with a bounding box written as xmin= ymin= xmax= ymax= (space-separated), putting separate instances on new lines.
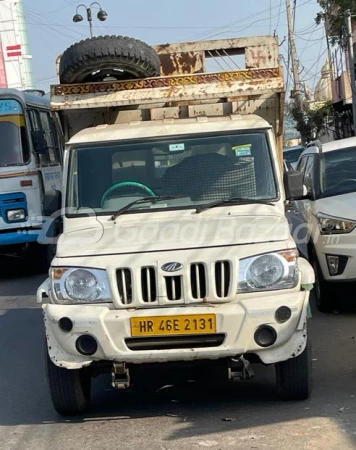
xmin=291 ymin=102 xmax=333 ymax=144
xmin=315 ymin=0 xmax=356 ymax=46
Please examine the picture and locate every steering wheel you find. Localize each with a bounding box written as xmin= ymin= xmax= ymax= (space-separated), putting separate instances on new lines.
xmin=101 ymin=182 xmax=156 ymax=207
xmin=333 ymin=178 xmax=356 ymax=190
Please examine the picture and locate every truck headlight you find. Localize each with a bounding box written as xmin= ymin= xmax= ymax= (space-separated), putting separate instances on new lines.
xmin=317 ymin=213 xmax=356 ymax=235
xmin=7 ymin=209 xmax=26 ymax=222
xmin=50 ymin=267 xmax=112 ymax=304
xmin=238 ymin=250 xmax=298 ymax=293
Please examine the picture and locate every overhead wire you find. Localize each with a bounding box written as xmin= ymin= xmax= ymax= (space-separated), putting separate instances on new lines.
xmin=274 ymin=0 xmax=283 ymax=35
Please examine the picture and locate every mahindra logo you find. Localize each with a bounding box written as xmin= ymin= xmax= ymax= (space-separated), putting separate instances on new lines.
xmin=161 ymin=262 xmax=183 ymax=272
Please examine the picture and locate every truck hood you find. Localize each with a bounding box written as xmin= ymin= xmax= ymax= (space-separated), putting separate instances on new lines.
xmin=57 ymin=211 xmax=290 ymax=258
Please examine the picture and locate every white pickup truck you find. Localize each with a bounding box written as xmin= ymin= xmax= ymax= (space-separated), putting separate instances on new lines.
xmin=37 ymin=35 xmax=314 ymax=415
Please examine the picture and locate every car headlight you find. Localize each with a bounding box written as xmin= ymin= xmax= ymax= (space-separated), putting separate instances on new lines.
xmin=7 ymin=209 xmax=26 ymax=222
xmin=317 ymin=213 xmax=356 ymax=235
xmin=50 ymin=267 xmax=112 ymax=304
xmin=238 ymin=249 xmax=298 ymax=293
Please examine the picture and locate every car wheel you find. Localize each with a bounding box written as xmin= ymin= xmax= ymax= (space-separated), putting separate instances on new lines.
xmin=45 ymin=344 xmax=91 ymax=416
xmin=275 ymin=339 xmax=312 ymax=401
xmin=310 ymin=248 xmax=334 ymax=313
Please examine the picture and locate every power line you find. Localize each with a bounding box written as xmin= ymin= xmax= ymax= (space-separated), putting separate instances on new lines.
xmin=274 ymin=0 xmax=283 ymax=34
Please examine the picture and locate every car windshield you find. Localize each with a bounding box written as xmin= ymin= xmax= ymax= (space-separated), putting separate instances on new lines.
xmin=0 ymin=99 xmax=29 ymax=166
xmin=283 ymin=147 xmax=304 ymax=164
xmin=66 ymin=131 xmax=278 ymax=216
xmin=320 ymin=147 xmax=356 ymax=197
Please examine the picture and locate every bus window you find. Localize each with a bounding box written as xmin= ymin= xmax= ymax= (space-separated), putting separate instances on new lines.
xmin=39 ymin=111 xmax=60 ymax=165
xmin=0 ymin=99 xmax=29 ymax=165
xmin=28 ymin=108 xmax=49 ymax=166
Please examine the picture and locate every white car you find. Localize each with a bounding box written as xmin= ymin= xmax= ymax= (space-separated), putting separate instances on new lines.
xmin=283 ymin=145 xmax=305 ymax=169
xmin=295 ymin=137 xmax=356 ymax=311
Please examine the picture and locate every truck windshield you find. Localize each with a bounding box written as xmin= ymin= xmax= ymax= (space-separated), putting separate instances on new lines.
xmin=0 ymin=99 xmax=29 ymax=166
xmin=320 ymin=147 xmax=356 ymax=198
xmin=67 ymin=131 xmax=278 ymax=216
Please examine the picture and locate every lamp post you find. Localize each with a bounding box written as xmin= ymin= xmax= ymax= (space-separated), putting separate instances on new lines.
xmin=73 ymin=2 xmax=108 ymax=38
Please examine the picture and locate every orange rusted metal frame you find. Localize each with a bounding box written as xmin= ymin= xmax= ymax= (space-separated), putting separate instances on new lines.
xmin=52 ymin=67 xmax=282 ymax=97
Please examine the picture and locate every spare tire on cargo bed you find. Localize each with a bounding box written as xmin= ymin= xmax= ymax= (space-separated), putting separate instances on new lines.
xmin=59 ymin=35 xmax=161 ymax=84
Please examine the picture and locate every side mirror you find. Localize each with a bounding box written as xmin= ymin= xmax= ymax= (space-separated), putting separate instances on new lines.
xmin=43 ymin=190 xmax=62 ymax=217
xmin=283 ymin=170 xmax=305 ymax=200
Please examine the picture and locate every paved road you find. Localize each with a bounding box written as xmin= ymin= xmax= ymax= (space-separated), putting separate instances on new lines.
xmin=1 ymin=269 xmax=356 ymax=450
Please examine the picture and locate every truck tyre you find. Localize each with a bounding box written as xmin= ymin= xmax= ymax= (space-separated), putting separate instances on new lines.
xmin=59 ymin=35 xmax=161 ymax=84
xmin=310 ymin=248 xmax=334 ymax=313
xmin=275 ymin=339 xmax=312 ymax=401
xmin=45 ymin=346 xmax=91 ymax=416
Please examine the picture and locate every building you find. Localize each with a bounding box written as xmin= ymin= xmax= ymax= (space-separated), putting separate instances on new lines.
xmin=323 ymin=3 xmax=356 ymax=138
xmin=0 ymin=0 xmax=34 ymax=89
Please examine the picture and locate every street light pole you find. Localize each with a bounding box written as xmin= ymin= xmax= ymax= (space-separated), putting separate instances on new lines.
xmin=87 ymin=6 xmax=93 ymax=38
xmin=345 ymin=9 xmax=356 ymax=136
xmin=72 ymin=2 xmax=108 ymax=38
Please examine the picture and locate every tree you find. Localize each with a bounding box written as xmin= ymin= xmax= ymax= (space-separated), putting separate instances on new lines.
xmin=290 ymin=101 xmax=333 ymax=144
xmin=315 ymin=0 xmax=356 ymax=45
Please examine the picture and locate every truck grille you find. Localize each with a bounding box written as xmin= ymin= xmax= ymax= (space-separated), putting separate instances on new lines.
xmin=116 ymin=269 xmax=133 ymax=305
xmin=141 ymin=267 xmax=157 ymax=303
xmin=215 ymin=261 xmax=231 ymax=298
xmin=115 ymin=260 xmax=233 ymax=306
xmin=165 ymin=275 xmax=183 ymax=301
xmin=190 ymin=263 xmax=207 ymax=299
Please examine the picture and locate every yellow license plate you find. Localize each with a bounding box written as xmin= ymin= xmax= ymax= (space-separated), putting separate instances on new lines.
xmin=131 ymin=314 xmax=217 ymax=337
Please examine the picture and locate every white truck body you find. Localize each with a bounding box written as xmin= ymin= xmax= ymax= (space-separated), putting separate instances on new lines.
xmin=38 ymin=36 xmax=314 ymax=405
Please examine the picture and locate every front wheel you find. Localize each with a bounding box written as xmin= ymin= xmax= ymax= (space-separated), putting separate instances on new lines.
xmin=45 ymin=345 xmax=91 ymax=416
xmin=275 ymin=339 xmax=312 ymax=401
xmin=310 ymin=249 xmax=334 ymax=313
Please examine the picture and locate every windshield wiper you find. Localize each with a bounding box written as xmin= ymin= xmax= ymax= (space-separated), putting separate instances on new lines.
xmin=196 ymin=197 xmax=275 ymax=214
xmin=111 ymin=195 xmax=189 ymax=220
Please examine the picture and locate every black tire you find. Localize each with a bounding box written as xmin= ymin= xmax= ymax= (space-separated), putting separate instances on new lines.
xmin=310 ymin=248 xmax=334 ymax=313
xmin=59 ymin=35 xmax=161 ymax=84
xmin=45 ymin=345 xmax=91 ymax=416
xmin=27 ymin=243 xmax=56 ymax=274
xmin=276 ymin=339 xmax=312 ymax=401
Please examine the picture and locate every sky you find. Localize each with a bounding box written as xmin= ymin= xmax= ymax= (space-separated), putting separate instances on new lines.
xmin=23 ymin=0 xmax=327 ymax=94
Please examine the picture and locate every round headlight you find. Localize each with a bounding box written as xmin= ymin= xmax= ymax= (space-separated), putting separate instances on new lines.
xmin=247 ymin=254 xmax=285 ymax=289
xmin=65 ymin=269 xmax=101 ymax=301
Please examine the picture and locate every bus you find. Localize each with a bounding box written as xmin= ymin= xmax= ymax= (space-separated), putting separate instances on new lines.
xmin=0 ymin=88 xmax=63 ymax=271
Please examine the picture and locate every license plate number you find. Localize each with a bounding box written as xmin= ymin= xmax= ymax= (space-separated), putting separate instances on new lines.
xmin=130 ymin=314 xmax=216 ymax=337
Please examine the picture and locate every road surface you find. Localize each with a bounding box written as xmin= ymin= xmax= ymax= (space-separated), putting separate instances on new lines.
xmin=1 ymin=268 xmax=356 ymax=450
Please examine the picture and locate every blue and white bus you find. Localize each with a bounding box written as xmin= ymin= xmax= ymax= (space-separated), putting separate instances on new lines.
xmin=0 ymin=89 xmax=63 ymax=270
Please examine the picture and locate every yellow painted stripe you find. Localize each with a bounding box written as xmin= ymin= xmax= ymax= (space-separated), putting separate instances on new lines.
xmin=0 ymin=114 xmax=25 ymax=127
xmin=0 ymin=170 xmax=37 ymax=179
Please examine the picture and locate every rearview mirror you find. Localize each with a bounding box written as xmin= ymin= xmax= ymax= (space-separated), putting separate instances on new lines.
xmin=283 ymin=170 xmax=304 ymax=200
xmin=43 ymin=190 xmax=62 ymax=216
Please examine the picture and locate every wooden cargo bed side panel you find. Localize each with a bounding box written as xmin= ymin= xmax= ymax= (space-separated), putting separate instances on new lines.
xmin=153 ymin=36 xmax=279 ymax=75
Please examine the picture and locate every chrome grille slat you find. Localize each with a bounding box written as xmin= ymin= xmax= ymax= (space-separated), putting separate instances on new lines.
xmin=141 ymin=267 xmax=157 ymax=303
xmin=146 ymin=269 xmax=151 ymax=303
xmin=165 ymin=276 xmax=182 ymax=301
xmin=190 ymin=263 xmax=207 ymax=299
xmin=215 ymin=261 xmax=231 ymax=299
xmin=116 ymin=268 xmax=132 ymax=305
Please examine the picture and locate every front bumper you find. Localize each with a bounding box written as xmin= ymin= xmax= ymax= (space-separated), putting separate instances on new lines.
xmin=0 ymin=229 xmax=39 ymax=247
xmin=316 ymin=233 xmax=356 ymax=281
xmin=43 ymin=290 xmax=310 ymax=369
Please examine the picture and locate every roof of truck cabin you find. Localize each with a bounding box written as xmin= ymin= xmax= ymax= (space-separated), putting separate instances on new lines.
xmin=67 ymin=114 xmax=272 ymax=146
xmin=0 ymin=88 xmax=50 ymax=108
